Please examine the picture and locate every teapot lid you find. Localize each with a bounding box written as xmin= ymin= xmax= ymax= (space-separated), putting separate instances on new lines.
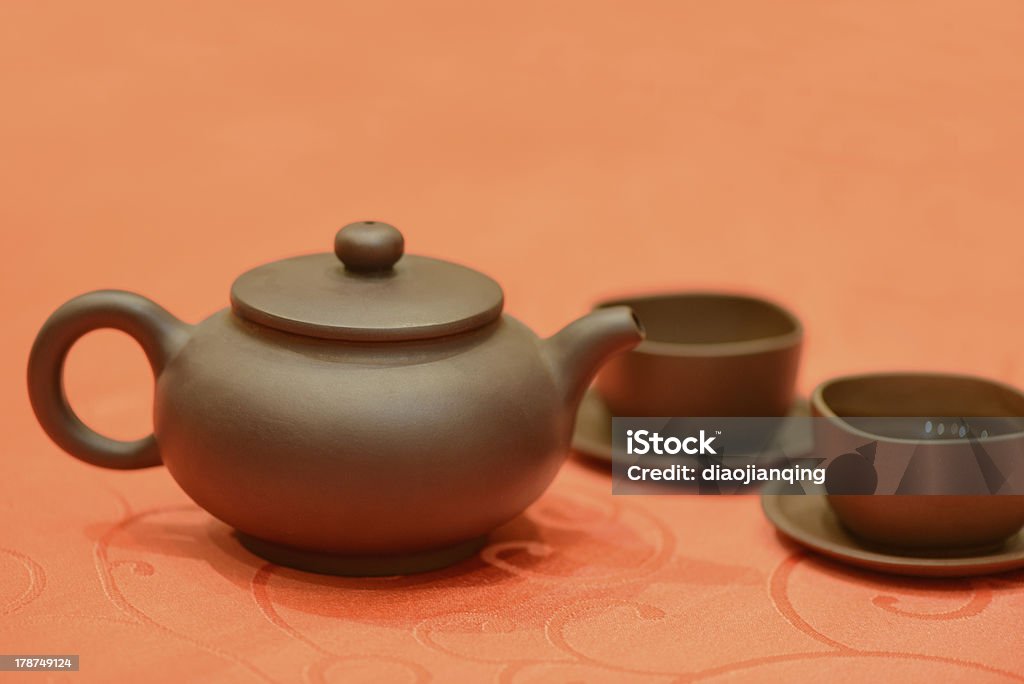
xmin=230 ymin=221 xmax=504 ymax=341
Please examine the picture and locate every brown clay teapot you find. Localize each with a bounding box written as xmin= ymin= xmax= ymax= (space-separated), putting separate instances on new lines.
xmin=28 ymin=222 xmax=643 ymax=576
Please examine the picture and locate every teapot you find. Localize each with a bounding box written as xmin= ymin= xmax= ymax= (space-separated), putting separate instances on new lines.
xmin=28 ymin=222 xmax=643 ymax=575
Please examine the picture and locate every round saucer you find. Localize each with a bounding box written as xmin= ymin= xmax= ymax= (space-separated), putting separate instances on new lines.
xmin=761 ymin=486 xmax=1024 ymax=577
xmin=571 ymin=388 xmax=811 ymax=464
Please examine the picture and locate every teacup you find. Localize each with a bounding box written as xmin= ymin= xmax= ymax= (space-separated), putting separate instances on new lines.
xmin=594 ymin=292 xmax=803 ymax=417
xmin=813 ymin=372 xmax=1024 ymax=553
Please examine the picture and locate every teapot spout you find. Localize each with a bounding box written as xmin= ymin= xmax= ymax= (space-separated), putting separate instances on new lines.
xmin=544 ymin=306 xmax=643 ymax=410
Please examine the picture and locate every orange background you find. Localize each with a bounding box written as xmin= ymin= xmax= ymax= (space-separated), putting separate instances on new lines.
xmin=2 ymin=1 xmax=1024 ymax=682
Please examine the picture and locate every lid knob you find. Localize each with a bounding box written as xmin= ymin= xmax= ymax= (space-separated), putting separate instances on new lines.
xmin=335 ymin=221 xmax=404 ymax=273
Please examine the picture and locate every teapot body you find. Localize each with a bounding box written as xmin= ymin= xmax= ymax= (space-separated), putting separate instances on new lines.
xmin=156 ymin=309 xmax=569 ymax=557
xmin=28 ymin=223 xmax=642 ymax=575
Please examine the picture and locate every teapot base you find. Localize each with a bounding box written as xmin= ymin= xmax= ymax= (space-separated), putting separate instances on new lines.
xmin=235 ymin=532 xmax=487 ymax=577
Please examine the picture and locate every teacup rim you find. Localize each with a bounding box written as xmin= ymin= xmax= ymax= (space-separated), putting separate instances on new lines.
xmin=811 ymin=371 xmax=1024 ymax=445
xmin=595 ymin=291 xmax=803 ymax=358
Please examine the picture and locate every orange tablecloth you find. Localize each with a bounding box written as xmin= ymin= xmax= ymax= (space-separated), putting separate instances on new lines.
xmin=3 ymin=2 xmax=1023 ymax=681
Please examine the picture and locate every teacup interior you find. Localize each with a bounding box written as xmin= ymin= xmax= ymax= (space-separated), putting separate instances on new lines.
xmin=821 ymin=374 xmax=1024 ymax=439
xmin=600 ymin=294 xmax=797 ymax=345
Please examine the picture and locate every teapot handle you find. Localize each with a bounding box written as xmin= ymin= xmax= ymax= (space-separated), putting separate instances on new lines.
xmin=27 ymin=290 xmax=191 ymax=469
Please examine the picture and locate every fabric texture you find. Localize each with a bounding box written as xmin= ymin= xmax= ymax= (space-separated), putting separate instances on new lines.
xmin=3 ymin=1 xmax=1024 ymax=681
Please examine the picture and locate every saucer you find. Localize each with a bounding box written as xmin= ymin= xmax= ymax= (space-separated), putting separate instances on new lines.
xmin=572 ymin=388 xmax=812 ymax=464
xmin=761 ymin=486 xmax=1024 ymax=577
